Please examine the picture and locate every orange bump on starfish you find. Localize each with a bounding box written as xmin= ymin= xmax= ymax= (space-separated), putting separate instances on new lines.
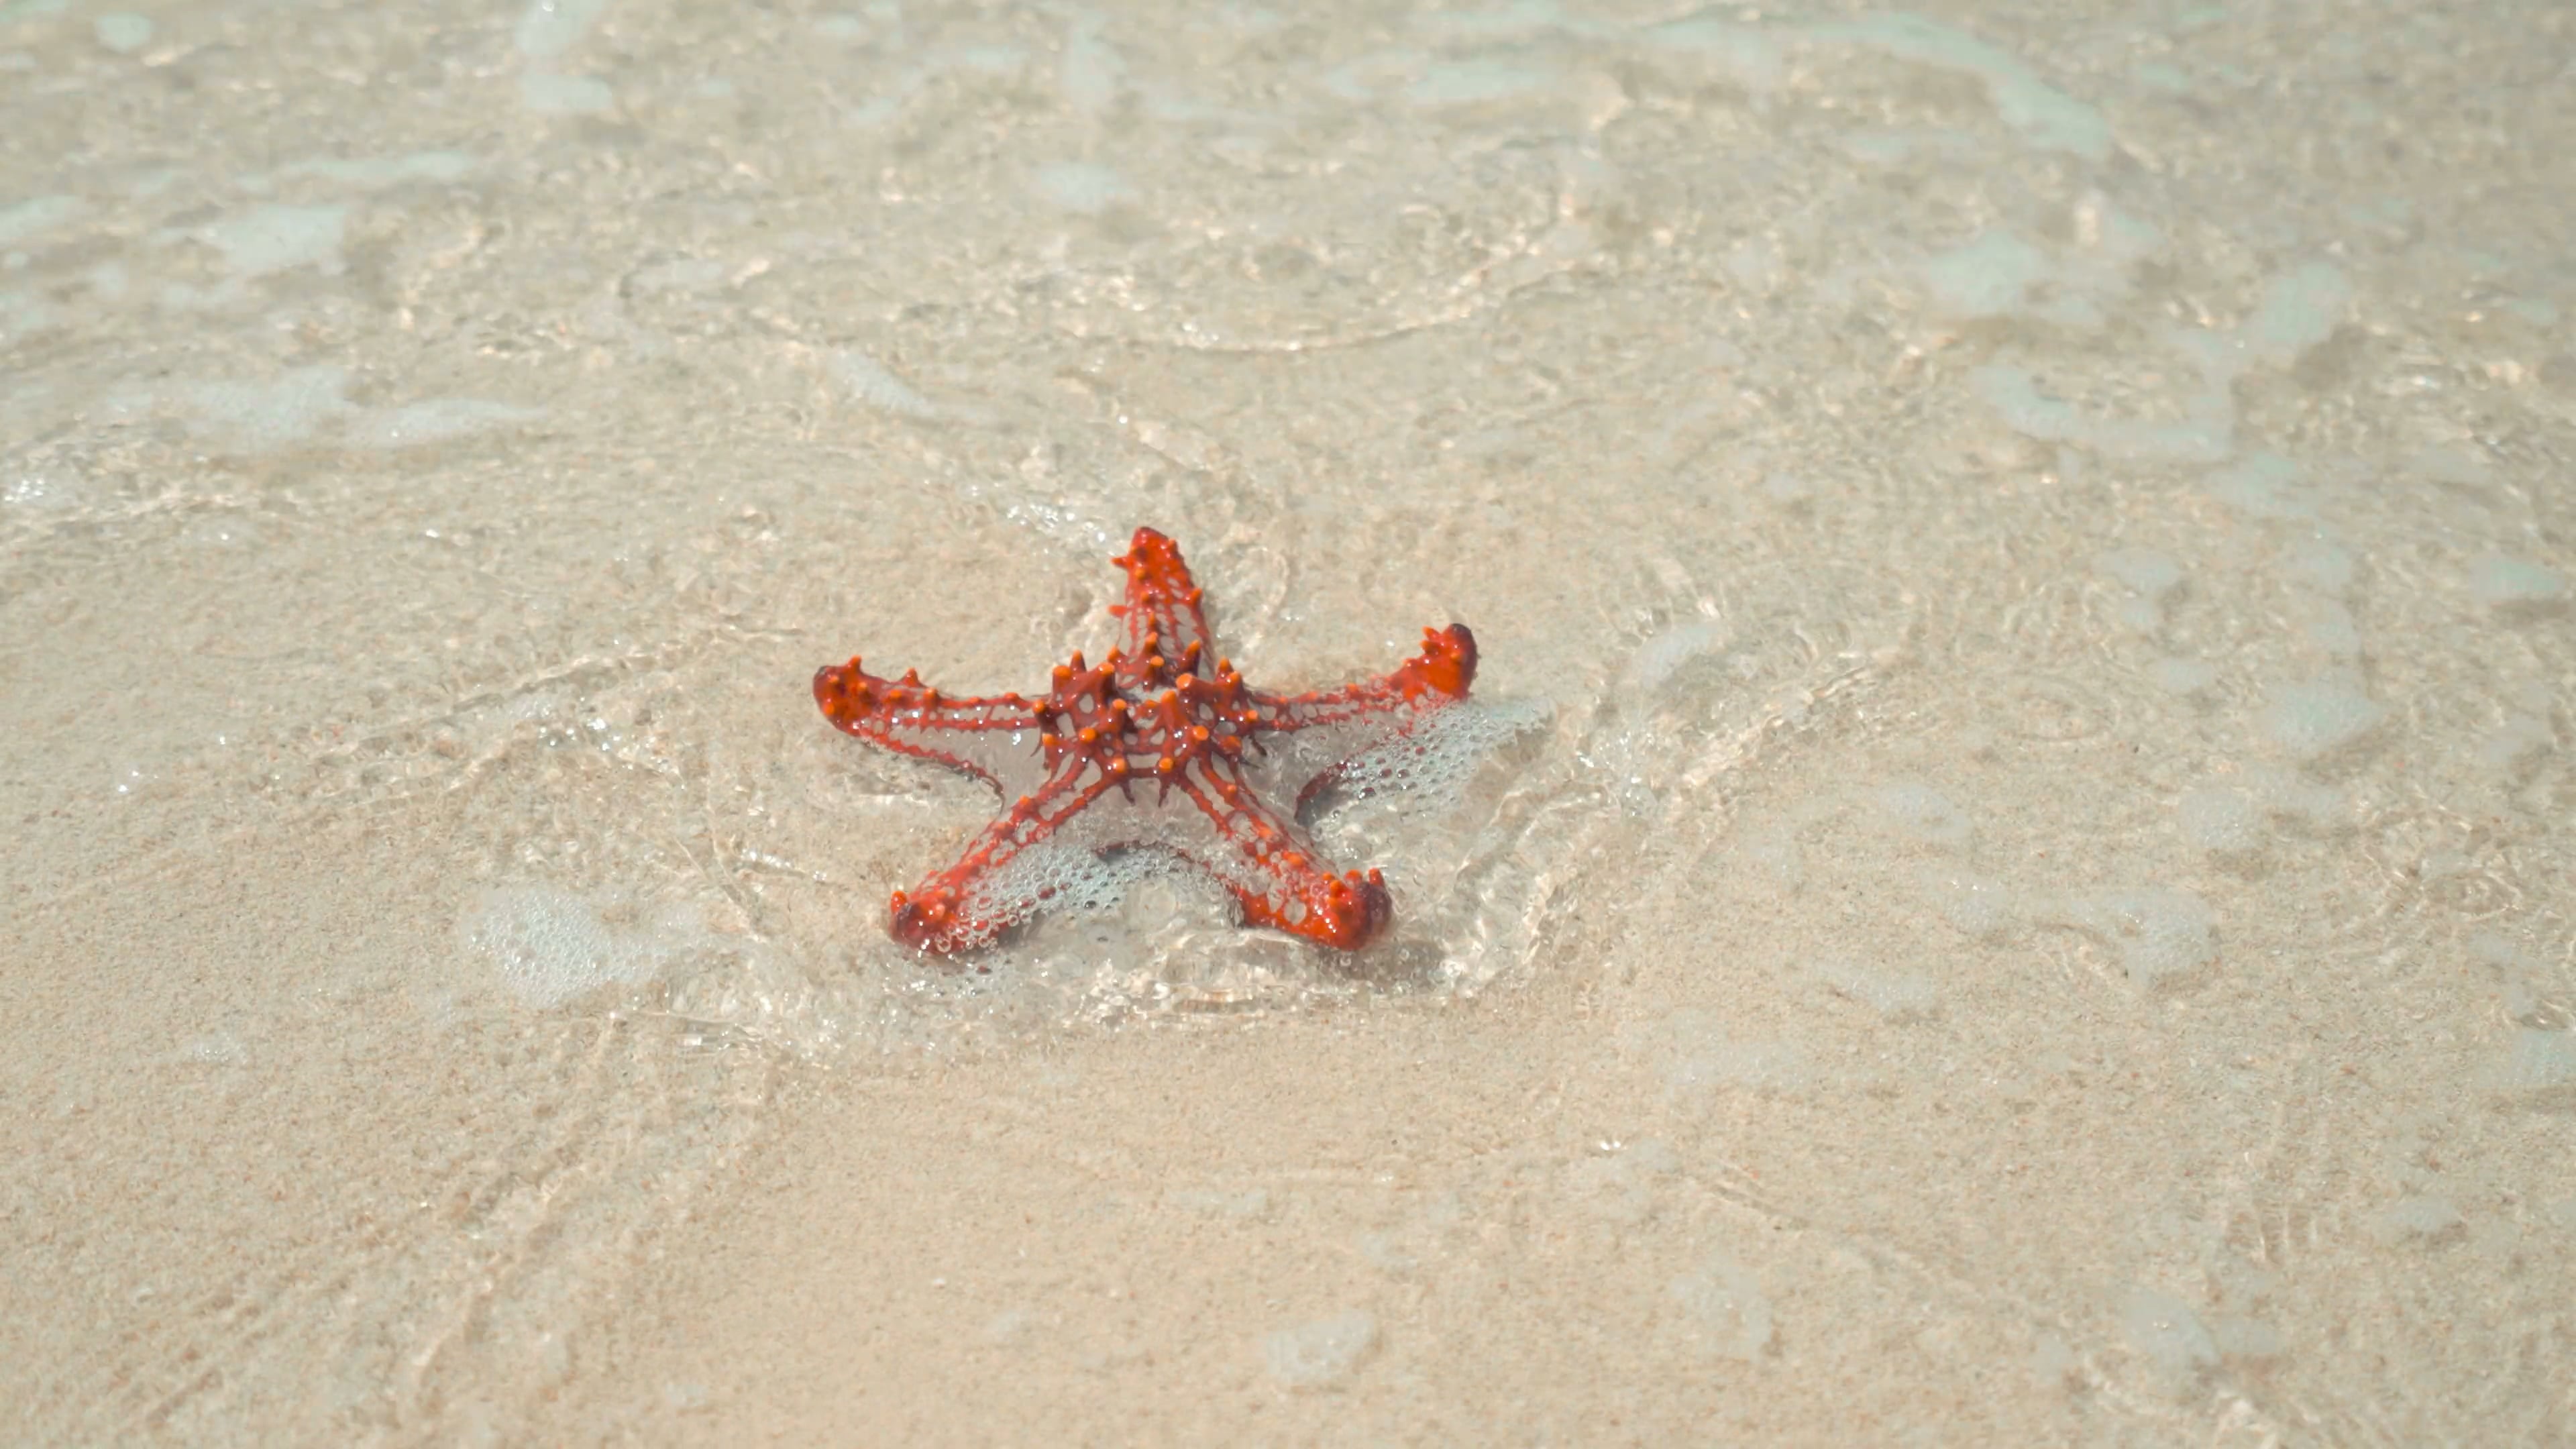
xmin=815 ymin=527 xmax=1479 ymax=955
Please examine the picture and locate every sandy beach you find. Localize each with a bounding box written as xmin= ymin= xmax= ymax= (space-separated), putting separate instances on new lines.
xmin=5 ymin=0 xmax=2573 ymax=1441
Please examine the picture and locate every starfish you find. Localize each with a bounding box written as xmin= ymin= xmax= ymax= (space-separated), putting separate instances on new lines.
xmin=814 ymin=527 xmax=1478 ymax=955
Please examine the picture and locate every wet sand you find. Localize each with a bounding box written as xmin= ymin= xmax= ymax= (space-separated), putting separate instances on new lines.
xmin=5 ymin=0 xmax=2573 ymax=1442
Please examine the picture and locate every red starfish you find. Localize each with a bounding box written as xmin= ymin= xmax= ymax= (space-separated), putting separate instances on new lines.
xmin=814 ymin=527 xmax=1477 ymax=955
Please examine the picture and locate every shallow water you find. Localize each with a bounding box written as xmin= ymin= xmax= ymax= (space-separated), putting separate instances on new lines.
xmin=5 ymin=0 xmax=2573 ymax=1441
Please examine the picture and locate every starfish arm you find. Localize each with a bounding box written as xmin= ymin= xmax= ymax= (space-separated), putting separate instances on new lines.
xmin=1171 ymin=756 xmax=1392 ymax=950
xmin=1247 ymin=623 xmax=1477 ymax=733
xmin=889 ymin=761 xmax=1122 ymax=952
xmin=1108 ymin=527 xmax=1217 ymax=677
xmin=814 ymin=657 xmax=1044 ymax=790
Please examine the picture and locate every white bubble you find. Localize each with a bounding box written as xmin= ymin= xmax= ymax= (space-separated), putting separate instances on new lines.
xmin=1623 ymin=619 xmax=1726 ymax=694
xmin=519 ymin=72 xmax=614 ymax=115
xmin=1809 ymin=957 xmax=1937 ymax=1018
xmin=2094 ymin=546 xmax=2183 ymax=598
xmin=2205 ymin=453 xmax=2310 ymax=520
xmin=2147 ymin=657 xmax=2218 ymax=695
xmin=1917 ymin=866 xmax=2018 ymax=937
xmin=2482 ymin=1028 xmax=2576 ymax=1093
xmin=0 ymin=195 xmax=83 ymax=248
xmin=2471 ymin=555 xmax=2565 ymax=606
xmin=1319 ymin=698 xmax=1548 ymax=809
xmin=193 ymin=203 xmax=349 ymax=280
xmin=2369 ymin=1195 xmax=2464 ymax=1244
xmin=1668 ymin=1257 xmax=1773 ymax=1360
xmin=1664 ymin=1033 xmax=1811 ymax=1096
xmin=1031 ymin=162 xmax=1130 ymax=216
xmin=2037 ymin=888 xmax=2214 ymax=987
xmin=2282 ymin=534 xmax=2355 ymax=590
xmin=2118 ymin=1286 xmax=2217 ymax=1377
xmin=2177 ymin=786 xmax=2261 ymax=853
xmin=344 ymin=398 xmax=545 ymax=449
xmin=830 ymin=350 xmax=945 ymax=421
xmin=2241 ymin=262 xmax=2351 ymax=365
xmin=1876 ymin=782 xmax=1972 ymax=849
xmin=93 ymin=12 xmax=152 ymax=52
xmin=2259 ymin=676 xmax=2383 ymax=759
xmin=515 ymin=0 xmax=610 ymax=59
xmin=1263 ymin=1310 xmax=1378 ymax=1388
xmin=1919 ymin=230 xmax=2050 ymax=319
xmin=459 ymin=887 xmax=686 ymax=1009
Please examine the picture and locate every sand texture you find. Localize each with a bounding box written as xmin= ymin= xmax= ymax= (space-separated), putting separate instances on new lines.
xmin=5 ymin=0 xmax=2574 ymax=1442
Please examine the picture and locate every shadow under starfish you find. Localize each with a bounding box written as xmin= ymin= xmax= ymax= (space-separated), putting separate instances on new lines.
xmin=815 ymin=527 xmax=1479 ymax=956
